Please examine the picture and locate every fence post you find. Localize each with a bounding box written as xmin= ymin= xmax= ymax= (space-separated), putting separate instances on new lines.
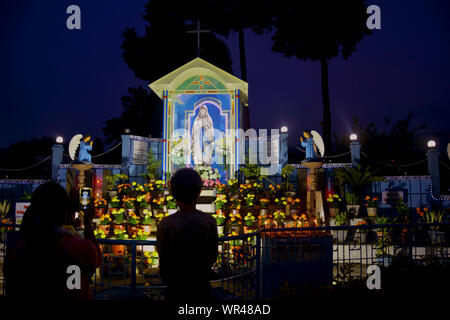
xmin=130 ymin=244 xmax=137 ymax=299
xmin=349 ymin=140 xmax=361 ymax=168
xmin=426 ymin=146 xmax=440 ymax=196
xmin=52 ymin=143 xmax=64 ymax=181
xmin=255 ymin=231 xmax=261 ymax=300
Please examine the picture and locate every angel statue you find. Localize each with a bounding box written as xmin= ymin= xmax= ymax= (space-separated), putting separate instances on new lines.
xmin=300 ymin=130 xmax=325 ymax=161
xmin=69 ymin=134 xmax=93 ymax=163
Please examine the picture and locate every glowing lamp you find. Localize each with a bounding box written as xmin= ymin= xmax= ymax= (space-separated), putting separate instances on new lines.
xmin=56 ymin=136 xmax=64 ymax=144
xmin=280 ymin=126 xmax=288 ymax=133
xmin=349 ymin=133 xmax=358 ymax=141
xmin=427 ymin=140 xmax=437 ymax=148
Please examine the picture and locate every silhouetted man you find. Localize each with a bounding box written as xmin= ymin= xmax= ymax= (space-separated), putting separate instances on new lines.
xmin=157 ymin=168 xmax=218 ymax=303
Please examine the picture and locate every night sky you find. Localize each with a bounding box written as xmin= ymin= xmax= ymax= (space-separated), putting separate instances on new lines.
xmin=1 ymin=0 xmax=450 ymax=149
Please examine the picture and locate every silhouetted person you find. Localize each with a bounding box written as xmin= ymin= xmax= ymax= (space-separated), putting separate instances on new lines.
xmin=4 ymin=181 xmax=101 ymax=300
xmin=157 ymin=168 xmax=218 ymax=303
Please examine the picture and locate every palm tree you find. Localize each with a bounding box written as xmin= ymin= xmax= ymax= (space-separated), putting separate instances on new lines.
xmin=335 ymin=165 xmax=377 ymax=201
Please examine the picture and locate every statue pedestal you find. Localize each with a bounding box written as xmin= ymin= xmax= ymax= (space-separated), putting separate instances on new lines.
xmin=302 ymin=161 xmax=324 ymax=223
xmin=72 ymin=163 xmax=93 ymax=189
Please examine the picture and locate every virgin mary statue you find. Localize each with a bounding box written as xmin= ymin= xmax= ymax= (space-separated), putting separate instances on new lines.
xmin=191 ymin=105 xmax=214 ymax=165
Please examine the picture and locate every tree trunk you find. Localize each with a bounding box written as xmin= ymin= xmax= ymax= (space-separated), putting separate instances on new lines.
xmin=320 ymin=57 xmax=332 ymax=152
xmin=238 ymin=28 xmax=247 ymax=81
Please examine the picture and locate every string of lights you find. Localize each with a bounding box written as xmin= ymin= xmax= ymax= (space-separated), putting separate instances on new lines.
xmin=0 ymin=155 xmax=51 ymax=172
xmin=440 ymin=160 xmax=450 ymax=171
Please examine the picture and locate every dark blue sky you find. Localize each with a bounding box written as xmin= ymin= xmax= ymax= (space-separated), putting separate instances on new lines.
xmin=1 ymin=0 xmax=449 ymax=148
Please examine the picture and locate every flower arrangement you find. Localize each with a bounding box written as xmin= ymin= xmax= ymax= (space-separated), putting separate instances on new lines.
xmin=230 ymin=198 xmax=241 ymax=210
xmin=196 ymin=165 xmax=221 ymax=186
xmin=212 ymin=212 xmax=226 ymax=226
xmin=244 ymin=212 xmax=256 ymax=227
xmin=94 ymin=229 xmax=107 ymax=239
xmin=117 ymin=183 xmax=131 ymax=195
xmin=143 ymin=183 xmax=154 ymax=193
xmin=113 ymin=228 xmax=128 ymax=240
xmin=273 ymin=210 xmax=286 ymax=226
xmin=259 ymin=198 xmax=269 ymax=209
xmin=136 ymin=195 xmax=149 ymax=208
xmin=109 ymin=196 xmax=120 ymax=208
xmin=244 ymin=194 xmax=256 ymax=208
xmin=269 ymin=184 xmax=282 ymax=197
xmin=253 ymin=182 xmax=264 ymax=194
xmin=345 ymin=192 xmax=359 ymax=205
xmin=131 ymin=182 xmax=145 ymax=196
xmin=152 ymin=198 xmax=165 ymax=210
xmin=155 ymin=212 xmax=169 ymax=222
xmin=166 ymin=195 xmax=177 ymax=209
xmin=142 ymin=209 xmax=152 ymax=225
xmin=123 ymin=198 xmax=135 ymax=209
xmin=111 ymin=208 xmax=125 ymax=224
xmin=228 ymin=179 xmax=239 ymax=194
xmin=355 ymin=220 xmax=369 ymax=233
xmin=127 ymin=212 xmax=140 ymax=225
xmin=287 ymin=197 xmax=301 ymax=210
xmin=229 ymin=212 xmax=242 ymax=226
xmin=274 ymin=197 xmax=287 ymax=209
xmin=214 ymin=198 xmax=227 ymax=211
xmin=145 ymin=251 xmax=159 ymax=267
xmin=132 ymin=229 xmax=150 ymax=240
xmin=365 ymin=196 xmax=379 ymax=208
xmin=154 ymin=180 xmax=165 ymax=193
xmin=326 ymin=194 xmax=341 ymax=208
xmin=99 ymin=213 xmax=112 ymax=226
xmin=94 ymin=198 xmax=107 ymax=209
xmin=216 ymin=183 xmax=227 ymax=194
xmin=293 ymin=213 xmax=308 ymax=227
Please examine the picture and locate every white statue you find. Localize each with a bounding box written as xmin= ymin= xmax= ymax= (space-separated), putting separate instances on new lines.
xmin=191 ymin=106 xmax=214 ymax=165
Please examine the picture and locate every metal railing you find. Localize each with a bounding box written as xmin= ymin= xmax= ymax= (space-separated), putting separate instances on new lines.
xmin=1 ymin=223 xmax=448 ymax=299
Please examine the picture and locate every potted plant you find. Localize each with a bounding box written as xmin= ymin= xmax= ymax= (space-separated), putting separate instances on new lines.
xmin=94 ymin=198 xmax=108 ymax=217
xmin=228 ymin=179 xmax=239 ymax=198
xmin=331 ymin=211 xmax=349 ymax=242
xmin=216 ymin=183 xmax=227 ymax=195
xmin=365 ymin=196 xmax=379 ymax=217
xmin=143 ymin=183 xmax=154 ymax=202
xmin=154 ymin=180 xmax=165 ymax=197
xmin=243 ymin=212 xmax=256 ymax=233
xmin=292 ymin=213 xmax=309 ymax=228
xmin=376 ymin=234 xmax=392 ymax=267
xmin=230 ymin=198 xmax=241 ymax=215
xmin=117 ymin=183 xmax=132 ymax=197
xmin=281 ymin=164 xmax=295 ymax=197
xmin=111 ymin=228 xmax=128 ymax=255
xmin=214 ymin=198 xmax=227 ymax=215
xmin=228 ymin=211 xmax=242 ymax=234
xmin=273 ymin=210 xmax=286 ymax=228
xmin=422 ymin=209 xmax=447 ymax=244
xmin=274 ymin=197 xmax=287 ymax=211
xmin=268 ymin=184 xmax=282 ymax=199
xmin=105 ymin=173 xmax=129 ymax=198
xmin=141 ymin=209 xmax=153 ymax=233
xmin=136 ymin=195 xmax=149 ymax=210
xmin=145 ymin=251 xmax=159 ymax=268
xmin=244 ymin=193 xmax=256 ymax=210
xmin=132 ymin=228 xmax=150 ymax=241
xmin=259 ymin=198 xmax=269 ymax=216
xmin=111 ymin=208 xmax=125 ymax=225
xmin=355 ymin=220 xmax=369 ymax=243
xmin=326 ymin=193 xmax=341 ymax=217
xmin=94 ymin=228 xmax=107 ymax=239
xmin=126 ymin=211 xmax=140 ymax=236
xmin=240 ymin=163 xmax=260 ymax=184
xmin=98 ymin=213 xmax=112 ymax=234
xmin=212 ymin=211 xmax=226 ymax=236
xmin=152 ymin=197 xmax=166 ymax=214
xmin=166 ymin=195 xmax=177 ymax=214
xmin=123 ymin=198 xmax=136 ymax=214
xmin=141 ymin=148 xmax=161 ymax=183
xmin=287 ymin=197 xmax=301 ymax=216
xmin=345 ymin=192 xmax=360 ymax=218
xmin=109 ymin=196 xmax=121 ymax=210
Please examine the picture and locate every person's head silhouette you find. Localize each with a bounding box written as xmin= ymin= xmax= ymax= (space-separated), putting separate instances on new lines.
xmin=25 ymin=181 xmax=71 ymax=235
xmin=170 ymin=168 xmax=203 ymax=206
